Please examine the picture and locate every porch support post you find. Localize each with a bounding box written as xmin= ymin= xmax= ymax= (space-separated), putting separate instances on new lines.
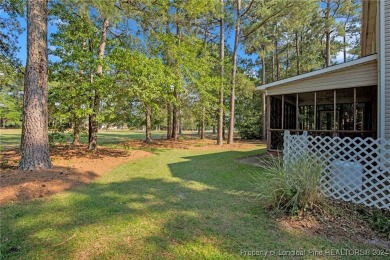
xmin=334 ymin=89 xmax=337 ymax=136
xmin=262 ymin=92 xmax=267 ymax=140
xmin=296 ymin=93 xmax=299 ymax=133
xmin=267 ymin=95 xmax=271 ymax=150
xmin=281 ymin=95 xmax=285 ymax=129
xmin=314 ymin=92 xmax=317 ymax=130
xmin=353 ymin=88 xmax=357 ymax=131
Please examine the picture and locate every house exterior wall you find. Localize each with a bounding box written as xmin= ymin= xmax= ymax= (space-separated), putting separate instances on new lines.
xmin=384 ymin=0 xmax=390 ymax=138
xmin=361 ymin=0 xmax=377 ymax=57
xmin=264 ymin=60 xmax=378 ymax=96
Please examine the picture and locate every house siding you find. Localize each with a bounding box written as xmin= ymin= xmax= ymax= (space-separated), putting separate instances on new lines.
xmin=385 ymin=1 xmax=390 ymax=138
xmin=266 ymin=61 xmax=378 ymax=96
xmin=361 ymin=0 xmax=377 ymax=57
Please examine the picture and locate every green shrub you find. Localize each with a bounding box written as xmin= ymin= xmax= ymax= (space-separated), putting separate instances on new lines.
xmin=253 ymin=155 xmax=324 ymax=215
xmin=48 ymin=131 xmax=68 ymax=146
xmin=0 ymin=158 xmax=8 ymax=168
xmin=358 ymin=207 xmax=390 ymax=238
xmin=121 ymin=142 xmax=132 ymax=151
xmin=235 ymin=90 xmax=263 ymax=140
xmin=238 ymin=127 xmax=262 ymax=140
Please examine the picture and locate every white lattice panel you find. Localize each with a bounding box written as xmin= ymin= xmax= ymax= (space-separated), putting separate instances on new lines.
xmin=284 ymin=131 xmax=390 ymax=210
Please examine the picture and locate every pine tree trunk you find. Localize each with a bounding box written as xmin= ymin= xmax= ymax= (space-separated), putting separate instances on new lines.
xmin=88 ymin=92 xmax=99 ymax=150
xmin=171 ymin=23 xmax=181 ymax=141
xmin=295 ymin=32 xmax=300 ymax=75
xmin=261 ymin=55 xmax=266 ymax=85
xmin=228 ymin=0 xmax=241 ymax=144
xmin=75 ymin=40 xmax=86 ymax=146
xmin=167 ymin=103 xmax=172 ymax=139
xmin=272 ymin=47 xmax=275 ymax=82
xmin=87 ymin=50 xmax=94 ymax=147
xmin=20 ymin=0 xmax=52 ymax=170
xmin=217 ymin=0 xmax=224 ymax=145
xmin=200 ymin=107 xmax=205 ymax=139
xmin=171 ymin=90 xmax=179 ymax=140
xmin=286 ymin=42 xmax=289 ymax=72
xmin=73 ymin=131 xmax=80 ymax=145
xmin=88 ymin=18 xmax=109 ymax=150
xmin=343 ymin=34 xmax=347 ymax=63
xmin=72 ymin=116 xmax=81 ymax=145
xmin=325 ymin=0 xmax=331 ymax=67
xmin=325 ymin=30 xmax=331 ymax=67
xmin=178 ymin=108 xmax=182 ymax=135
xmin=275 ymin=35 xmax=279 ymax=80
xmin=145 ymin=105 xmax=152 ymax=143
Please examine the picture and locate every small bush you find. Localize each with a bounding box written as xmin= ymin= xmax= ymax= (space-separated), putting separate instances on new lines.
xmin=0 ymin=158 xmax=9 ymax=168
xmin=357 ymin=207 xmax=390 ymax=238
xmin=48 ymin=131 xmax=68 ymax=146
xmin=253 ymin=155 xmax=324 ymax=215
xmin=120 ymin=142 xmax=132 ymax=151
xmin=238 ymin=127 xmax=262 ymax=140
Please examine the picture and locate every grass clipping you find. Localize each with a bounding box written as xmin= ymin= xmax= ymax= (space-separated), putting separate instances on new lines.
xmin=253 ymin=155 xmax=325 ymax=216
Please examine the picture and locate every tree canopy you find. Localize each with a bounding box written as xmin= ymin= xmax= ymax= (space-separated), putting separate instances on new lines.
xmin=2 ymin=0 xmax=362 ymax=151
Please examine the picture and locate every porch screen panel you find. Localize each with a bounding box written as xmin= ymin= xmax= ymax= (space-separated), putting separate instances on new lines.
xmin=270 ymin=95 xmax=282 ymax=129
xmin=298 ymin=92 xmax=315 ymax=130
xmin=283 ymin=94 xmax=297 ymax=130
xmin=336 ymin=88 xmax=355 ymax=131
xmin=316 ymin=90 xmax=335 ymax=133
xmin=355 ymin=86 xmax=377 ymax=133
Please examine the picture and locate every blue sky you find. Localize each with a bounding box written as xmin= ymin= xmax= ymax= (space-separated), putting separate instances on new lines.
xmin=15 ymin=10 xmax=351 ymax=75
xmin=16 ymin=17 xmax=60 ymax=64
xmin=15 ymin=16 xmax=257 ymax=68
xmin=15 ymin=18 xmax=27 ymax=63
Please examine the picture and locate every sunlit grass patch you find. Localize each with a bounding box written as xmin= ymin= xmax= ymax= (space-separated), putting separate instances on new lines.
xmin=1 ymin=147 xmax=369 ymax=259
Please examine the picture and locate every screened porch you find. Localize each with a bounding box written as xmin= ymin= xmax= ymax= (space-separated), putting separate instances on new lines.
xmin=267 ymin=86 xmax=378 ymax=151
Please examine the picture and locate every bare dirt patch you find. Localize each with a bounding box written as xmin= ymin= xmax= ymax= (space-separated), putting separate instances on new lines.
xmin=120 ymin=138 xmax=263 ymax=151
xmin=0 ymin=146 xmax=151 ymax=204
xmin=277 ymin=201 xmax=390 ymax=249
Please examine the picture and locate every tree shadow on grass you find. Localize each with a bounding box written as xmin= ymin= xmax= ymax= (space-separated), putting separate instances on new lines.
xmin=0 ymin=134 xmax=21 ymax=149
xmin=135 ymin=147 xmax=170 ymax=155
xmin=0 ymin=149 xmax=351 ymax=259
xmin=168 ymin=150 xmax=265 ymax=190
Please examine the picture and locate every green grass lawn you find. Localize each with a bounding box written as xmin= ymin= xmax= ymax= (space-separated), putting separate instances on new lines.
xmin=0 ymin=132 xmax=377 ymax=259
xmin=0 ymin=129 xmax=170 ymax=149
xmin=0 ymin=129 xmax=22 ymax=149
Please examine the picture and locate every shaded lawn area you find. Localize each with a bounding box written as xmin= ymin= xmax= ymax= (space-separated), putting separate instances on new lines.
xmin=0 ymin=147 xmax=373 ymax=259
xmin=0 ymin=129 xmax=22 ymax=149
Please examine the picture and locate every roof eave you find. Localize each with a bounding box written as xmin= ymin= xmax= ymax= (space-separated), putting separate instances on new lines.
xmin=256 ymin=54 xmax=378 ymax=91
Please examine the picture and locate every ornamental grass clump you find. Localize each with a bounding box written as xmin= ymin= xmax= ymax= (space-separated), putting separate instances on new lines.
xmin=253 ymin=155 xmax=325 ymax=216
